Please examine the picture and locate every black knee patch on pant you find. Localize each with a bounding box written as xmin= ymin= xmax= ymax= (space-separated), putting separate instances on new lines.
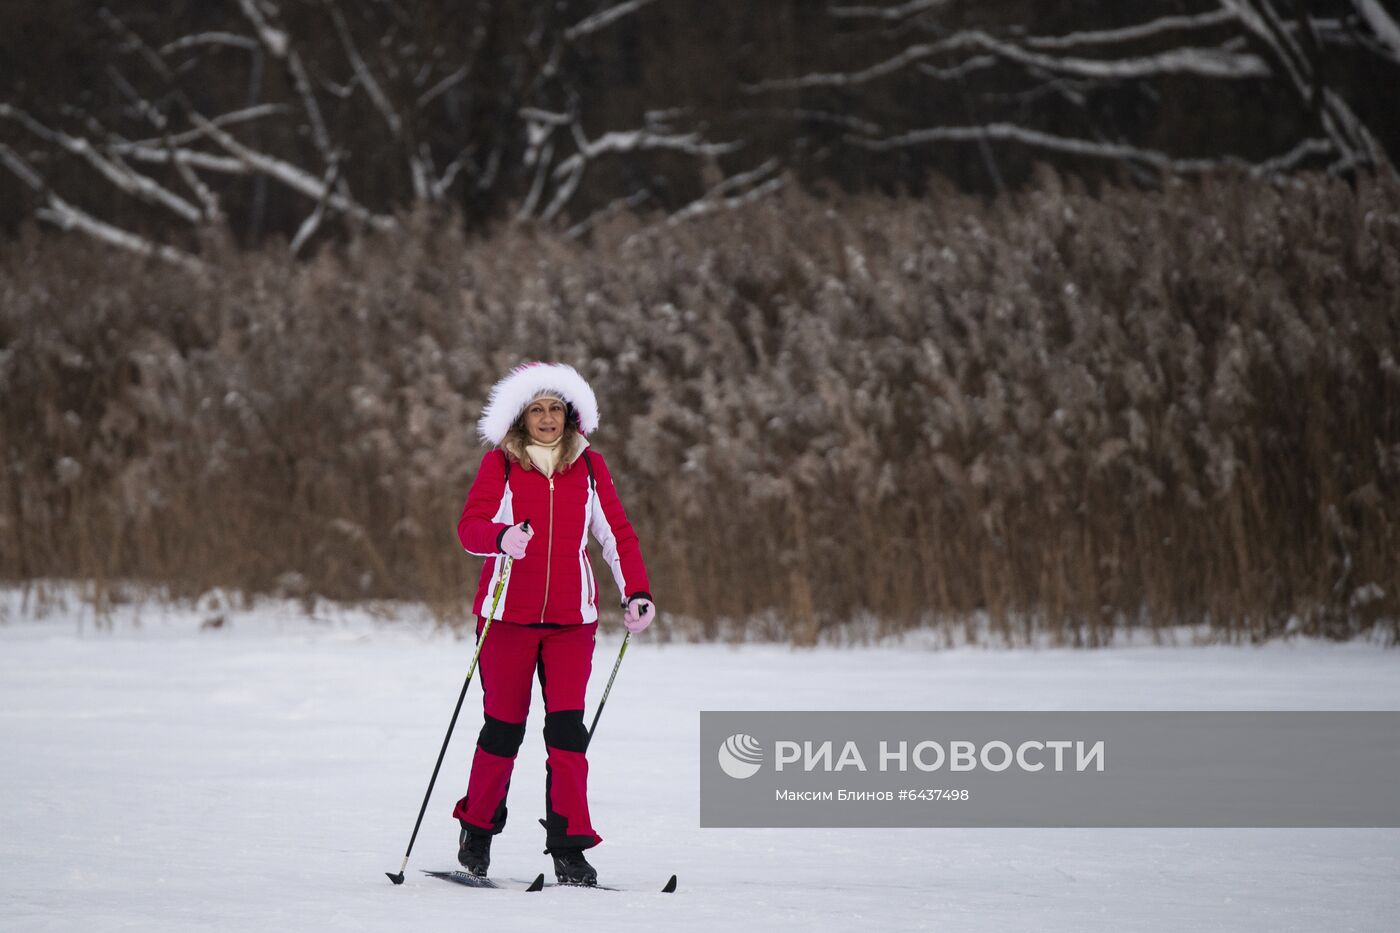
xmin=542 ymin=710 xmax=588 ymax=753
xmin=477 ymin=714 xmax=526 ymax=758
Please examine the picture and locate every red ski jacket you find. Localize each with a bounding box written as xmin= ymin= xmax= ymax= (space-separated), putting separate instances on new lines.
xmin=457 ymin=447 xmax=651 ymax=625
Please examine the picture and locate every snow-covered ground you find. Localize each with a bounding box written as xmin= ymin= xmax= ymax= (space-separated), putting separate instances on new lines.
xmin=2 ymin=593 xmax=1397 ymax=932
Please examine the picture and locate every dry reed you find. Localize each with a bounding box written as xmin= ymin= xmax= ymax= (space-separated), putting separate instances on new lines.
xmin=1 ymin=170 xmax=1397 ymax=643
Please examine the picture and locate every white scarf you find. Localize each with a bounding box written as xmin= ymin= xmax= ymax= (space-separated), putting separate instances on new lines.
xmin=525 ymin=435 xmax=564 ymax=477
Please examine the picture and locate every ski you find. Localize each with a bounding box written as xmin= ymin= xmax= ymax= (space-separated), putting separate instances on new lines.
xmin=423 ymin=870 xmax=547 ymax=891
xmin=522 ymin=873 xmax=677 ymax=893
xmin=426 ymin=869 xmax=677 ymax=893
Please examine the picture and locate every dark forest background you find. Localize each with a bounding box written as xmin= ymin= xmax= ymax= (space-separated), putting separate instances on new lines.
xmin=2 ymin=1 xmax=1398 ymax=643
xmin=3 ymin=0 xmax=1398 ymax=248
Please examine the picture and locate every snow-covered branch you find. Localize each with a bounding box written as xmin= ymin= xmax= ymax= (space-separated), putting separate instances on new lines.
xmin=0 ymin=143 xmax=204 ymax=270
xmin=431 ymin=146 xmax=474 ymax=201
xmin=111 ymin=145 xmax=248 ymax=175
xmin=915 ymin=55 xmax=998 ymax=82
xmin=417 ymin=65 xmax=468 ymax=109
xmin=564 ymin=187 xmax=651 ymax=239
xmin=519 ymin=120 xmax=742 ymax=222
xmin=744 ymin=41 xmax=942 ymax=92
xmin=113 ymin=105 xmax=290 ymax=153
xmin=159 ymin=33 xmax=259 ymax=55
xmin=1218 ymin=0 xmax=1391 ymax=174
xmin=1021 ymin=11 xmax=1237 ymax=50
xmin=552 ymin=128 xmax=741 ymax=177
xmin=663 ymin=158 xmax=783 ymax=226
xmin=829 ymin=0 xmax=951 ymax=21
xmin=621 ymin=159 xmax=783 ymax=246
xmin=565 ymin=0 xmax=661 ymax=42
xmin=966 ymin=31 xmax=1269 ymax=80
xmin=235 ymin=0 xmax=333 ymax=161
xmin=329 ymin=6 xmax=402 ymax=138
xmin=290 ymin=160 xmax=341 ymax=256
xmin=749 ymin=29 xmax=1268 ymax=92
xmin=0 ymin=105 xmax=202 ymax=223
xmin=1351 ymin=0 xmax=1400 ymax=62
xmin=743 ymin=0 xmax=1393 ymax=183
xmin=190 ymin=114 xmax=395 ymax=230
xmin=7 ymin=0 xmax=1387 ymax=255
xmin=230 ymin=0 xmax=285 ymax=56
xmin=848 ymin=121 xmax=1337 ymax=178
xmin=517 ymin=137 xmax=556 ymax=220
xmin=164 ymin=133 xmax=223 ymax=223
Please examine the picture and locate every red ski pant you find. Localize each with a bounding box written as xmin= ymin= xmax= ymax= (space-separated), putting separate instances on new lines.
xmin=453 ymin=619 xmax=602 ymax=850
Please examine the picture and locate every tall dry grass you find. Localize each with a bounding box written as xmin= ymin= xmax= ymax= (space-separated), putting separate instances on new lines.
xmin=2 ymin=170 xmax=1397 ymax=643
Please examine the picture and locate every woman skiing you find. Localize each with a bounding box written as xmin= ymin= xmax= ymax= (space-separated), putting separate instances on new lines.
xmin=452 ymin=362 xmax=655 ymax=886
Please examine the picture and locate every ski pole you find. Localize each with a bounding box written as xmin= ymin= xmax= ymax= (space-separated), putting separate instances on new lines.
xmin=386 ymin=522 xmax=526 ymax=885
xmin=585 ymin=631 xmax=630 ymax=748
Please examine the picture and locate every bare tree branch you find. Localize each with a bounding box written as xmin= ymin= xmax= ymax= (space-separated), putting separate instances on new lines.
xmin=1351 ymin=0 xmax=1400 ymax=63
xmin=565 ymin=187 xmax=651 ymax=239
xmin=113 ymin=104 xmax=290 ymax=151
xmin=163 ymin=131 xmax=222 ymax=223
xmin=565 ymin=0 xmax=660 ymax=42
xmin=541 ymin=121 xmax=592 ymax=221
xmin=414 ymin=142 xmax=445 ymax=203
xmin=103 ymin=65 xmax=169 ymax=130
xmin=915 ymin=55 xmax=999 ymax=81
xmin=744 ymin=41 xmax=942 ymax=92
xmin=99 ymin=8 xmax=174 ymax=84
xmin=0 ymin=104 xmax=202 ymax=223
xmin=431 ymin=145 xmax=474 ymax=201
xmin=112 ymin=145 xmax=249 ymax=175
xmin=328 ymin=5 xmax=402 ymax=137
xmin=846 ymin=121 xmax=1334 ymax=176
xmin=829 ymin=0 xmax=952 ymax=21
xmin=0 ymin=140 xmax=46 ymax=189
xmin=235 ymin=0 xmax=333 ymax=161
xmin=619 ymin=159 xmax=784 ymax=247
xmin=290 ymin=159 xmax=341 ymax=256
xmin=159 ymin=33 xmax=259 ymax=55
xmin=519 ymin=108 xmax=576 ymax=128
xmin=664 ymin=158 xmax=783 ymax=226
xmin=475 ymin=143 xmax=502 ymax=192
xmin=1251 ymin=137 xmax=1336 ymax=174
xmin=1022 ymin=10 xmax=1238 ymax=50
xmin=0 ymin=143 xmax=204 ymax=270
xmin=749 ymin=30 xmax=1269 ymax=92
xmin=517 ymin=137 xmax=555 ymax=219
xmin=1220 ymin=0 xmax=1390 ymax=173
xmin=537 ymin=127 xmax=742 ymax=220
xmin=190 ymin=113 xmax=395 ymax=230
xmin=417 ymin=65 xmax=468 ymax=108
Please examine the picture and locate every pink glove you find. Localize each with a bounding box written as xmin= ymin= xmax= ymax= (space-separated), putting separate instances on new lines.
xmin=623 ymin=595 xmax=656 ymax=634
xmin=498 ymin=521 xmax=534 ymax=559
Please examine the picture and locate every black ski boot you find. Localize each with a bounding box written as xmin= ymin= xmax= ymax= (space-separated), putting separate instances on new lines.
xmin=457 ymin=827 xmax=492 ymax=878
xmin=548 ymin=846 xmax=597 ymax=886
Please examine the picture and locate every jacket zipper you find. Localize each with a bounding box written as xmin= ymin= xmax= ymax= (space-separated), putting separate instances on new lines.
xmin=539 ymin=474 xmax=555 ymax=622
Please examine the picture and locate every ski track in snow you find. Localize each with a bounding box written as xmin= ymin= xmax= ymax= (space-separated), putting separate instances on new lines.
xmin=1 ymin=596 xmax=1397 ymax=932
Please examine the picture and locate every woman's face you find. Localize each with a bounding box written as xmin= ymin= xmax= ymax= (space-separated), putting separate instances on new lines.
xmin=523 ymin=397 xmax=566 ymax=444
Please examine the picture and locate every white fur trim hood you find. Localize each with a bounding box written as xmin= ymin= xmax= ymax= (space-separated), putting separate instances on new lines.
xmin=477 ymin=362 xmax=600 ymax=445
